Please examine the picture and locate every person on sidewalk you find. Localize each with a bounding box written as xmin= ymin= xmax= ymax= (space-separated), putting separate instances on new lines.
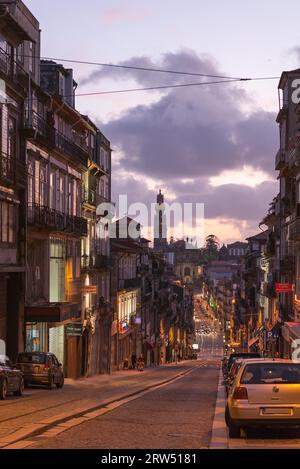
xmin=131 ymin=352 xmax=137 ymax=369
xmin=137 ymin=354 xmax=145 ymax=371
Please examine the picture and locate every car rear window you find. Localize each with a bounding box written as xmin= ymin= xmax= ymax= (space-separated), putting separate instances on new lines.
xmin=17 ymin=353 xmax=47 ymax=364
xmin=241 ymin=363 xmax=300 ymax=384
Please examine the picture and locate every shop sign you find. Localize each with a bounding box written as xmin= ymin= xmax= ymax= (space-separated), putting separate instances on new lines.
xmin=119 ymin=320 xmax=129 ymax=334
xmin=82 ymin=285 xmax=97 ymax=294
xmin=66 ymin=323 xmax=83 ymax=337
xmin=275 ymin=283 xmax=293 ymax=293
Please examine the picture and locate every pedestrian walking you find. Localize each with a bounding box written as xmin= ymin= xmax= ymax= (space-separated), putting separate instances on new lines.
xmin=137 ymin=354 xmax=145 ymax=371
xmin=131 ymin=352 xmax=137 ymax=369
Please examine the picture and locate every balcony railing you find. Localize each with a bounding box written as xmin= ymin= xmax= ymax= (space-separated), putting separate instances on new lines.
xmin=0 ymin=47 xmax=27 ymax=89
xmin=0 ymin=151 xmax=15 ymax=185
xmin=81 ymin=253 xmax=113 ymax=271
xmin=55 ymin=131 xmax=89 ymax=167
xmin=0 ymin=152 xmax=26 ymax=187
xmin=28 ymin=204 xmax=87 ymax=236
xmin=24 ymin=110 xmax=55 ymax=147
xmin=82 ymin=187 xmax=108 ymax=207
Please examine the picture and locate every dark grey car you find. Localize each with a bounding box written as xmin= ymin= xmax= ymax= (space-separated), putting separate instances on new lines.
xmin=0 ymin=356 xmax=24 ymax=400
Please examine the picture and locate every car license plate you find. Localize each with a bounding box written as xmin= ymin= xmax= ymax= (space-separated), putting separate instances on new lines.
xmin=261 ymin=408 xmax=293 ymax=415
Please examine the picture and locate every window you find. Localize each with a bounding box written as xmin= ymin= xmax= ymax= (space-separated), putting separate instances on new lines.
xmin=59 ymin=174 xmax=65 ymax=213
xmin=49 ymin=237 xmax=66 ymax=302
xmin=8 ymin=116 xmax=16 ymax=159
xmin=40 ymin=165 xmax=48 ymax=207
xmin=28 ymin=42 xmax=35 ymax=75
xmin=0 ymin=201 xmax=16 ymax=244
xmin=17 ymin=43 xmax=24 ymax=64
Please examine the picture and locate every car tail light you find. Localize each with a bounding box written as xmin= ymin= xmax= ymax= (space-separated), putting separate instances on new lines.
xmin=232 ymin=386 xmax=248 ymax=400
xmin=43 ymin=364 xmax=50 ymax=371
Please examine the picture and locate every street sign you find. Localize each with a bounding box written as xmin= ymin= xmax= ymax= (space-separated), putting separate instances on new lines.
xmin=66 ymin=323 xmax=83 ymax=337
xmin=275 ymin=283 xmax=293 ymax=293
xmin=82 ymin=285 xmax=97 ymax=294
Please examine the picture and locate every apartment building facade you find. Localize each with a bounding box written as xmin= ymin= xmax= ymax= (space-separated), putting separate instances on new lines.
xmin=0 ymin=0 xmax=39 ymax=359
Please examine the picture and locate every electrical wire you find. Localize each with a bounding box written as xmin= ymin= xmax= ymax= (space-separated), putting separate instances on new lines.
xmin=16 ymin=54 xmax=281 ymax=97
xmin=75 ymin=78 xmax=243 ymax=97
xmin=40 ymin=55 xmax=244 ymax=80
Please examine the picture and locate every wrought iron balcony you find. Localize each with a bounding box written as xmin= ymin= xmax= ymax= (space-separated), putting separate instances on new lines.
xmin=0 ymin=151 xmax=15 ymax=185
xmin=82 ymin=186 xmax=108 ymax=208
xmin=81 ymin=253 xmax=113 ymax=271
xmin=28 ymin=204 xmax=87 ymax=237
xmin=23 ymin=110 xmax=55 ymax=148
xmin=0 ymin=47 xmax=27 ymax=90
xmin=0 ymin=152 xmax=26 ymax=188
xmin=55 ymin=131 xmax=89 ymax=168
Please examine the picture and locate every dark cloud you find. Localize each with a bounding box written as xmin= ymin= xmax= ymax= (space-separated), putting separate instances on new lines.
xmin=104 ymin=83 xmax=276 ymax=179
xmin=95 ymin=49 xmax=279 ymax=237
xmin=112 ymin=172 xmax=278 ymax=224
xmin=80 ymin=49 xmax=223 ymax=87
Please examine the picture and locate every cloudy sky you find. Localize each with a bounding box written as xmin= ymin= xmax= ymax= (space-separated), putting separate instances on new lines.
xmin=25 ymin=0 xmax=300 ymax=244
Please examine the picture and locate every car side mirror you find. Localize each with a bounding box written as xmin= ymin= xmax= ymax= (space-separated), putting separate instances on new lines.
xmin=58 ymin=363 xmax=62 ymax=367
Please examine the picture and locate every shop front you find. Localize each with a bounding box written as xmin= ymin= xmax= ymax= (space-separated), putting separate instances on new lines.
xmin=116 ymin=288 xmax=141 ymax=368
xmin=25 ymin=303 xmax=83 ymax=378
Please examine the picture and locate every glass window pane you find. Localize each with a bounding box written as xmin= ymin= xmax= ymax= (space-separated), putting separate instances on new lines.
xmin=2 ymin=202 xmax=8 ymax=242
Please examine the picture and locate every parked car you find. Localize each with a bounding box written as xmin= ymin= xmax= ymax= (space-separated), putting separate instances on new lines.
xmin=16 ymin=352 xmax=64 ymax=389
xmin=226 ymin=359 xmax=300 ymax=438
xmin=225 ymin=359 xmax=244 ymax=395
xmin=222 ymin=356 xmax=229 ymax=375
xmin=0 ymin=355 xmax=24 ymax=400
xmin=225 ymin=352 xmax=261 ymax=377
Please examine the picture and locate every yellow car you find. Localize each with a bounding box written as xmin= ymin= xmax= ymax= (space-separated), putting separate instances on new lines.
xmin=225 ymin=359 xmax=300 ymax=438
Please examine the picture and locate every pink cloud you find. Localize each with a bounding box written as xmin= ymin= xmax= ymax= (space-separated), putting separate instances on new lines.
xmin=102 ymin=6 xmax=150 ymax=24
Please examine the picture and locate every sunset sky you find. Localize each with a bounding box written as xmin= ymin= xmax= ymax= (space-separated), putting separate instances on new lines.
xmin=25 ymin=0 xmax=300 ymax=244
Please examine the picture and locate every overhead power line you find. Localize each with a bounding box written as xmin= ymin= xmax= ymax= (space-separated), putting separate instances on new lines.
xmin=40 ymin=55 xmax=243 ymax=80
xmin=38 ymin=55 xmax=280 ymax=83
xmin=76 ymin=79 xmax=242 ymax=97
xmin=18 ymin=54 xmax=281 ymax=97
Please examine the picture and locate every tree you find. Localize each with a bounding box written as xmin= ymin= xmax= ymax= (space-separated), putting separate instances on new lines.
xmin=204 ymin=234 xmax=220 ymax=260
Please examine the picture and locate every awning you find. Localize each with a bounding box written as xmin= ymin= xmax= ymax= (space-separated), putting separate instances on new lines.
xmin=282 ymin=322 xmax=300 ymax=343
xmin=25 ymin=303 xmax=81 ymax=323
xmin=248 ymin=337 xmax=259 ymax=348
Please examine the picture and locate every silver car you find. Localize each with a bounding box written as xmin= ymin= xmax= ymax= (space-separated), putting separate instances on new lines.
xmin=225 ymin=359 xmax=300 ymax=438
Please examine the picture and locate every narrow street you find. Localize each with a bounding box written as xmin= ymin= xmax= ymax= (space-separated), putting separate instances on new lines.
xmin=2 ymin=294 xmax=300 ymax=450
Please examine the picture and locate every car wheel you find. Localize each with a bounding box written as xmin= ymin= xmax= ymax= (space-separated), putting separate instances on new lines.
xmin=48 ymin=375 xmax=54 ymax=390
xmin=0 ymin=379 xmax=8 ymax=400
xmin=56 ymin=375 xmax=64 ymax=389
xmin=225 ymin=407 xmax=240 ymax=438
xmin=14 ymin=377 xmax=24 ymax=396
xmin=228 ymin=421 xmax=241 ymax=438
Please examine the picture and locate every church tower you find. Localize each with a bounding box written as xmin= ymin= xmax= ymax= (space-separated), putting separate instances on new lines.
xmin=154 ymin=190 xmax=167 ymax=250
